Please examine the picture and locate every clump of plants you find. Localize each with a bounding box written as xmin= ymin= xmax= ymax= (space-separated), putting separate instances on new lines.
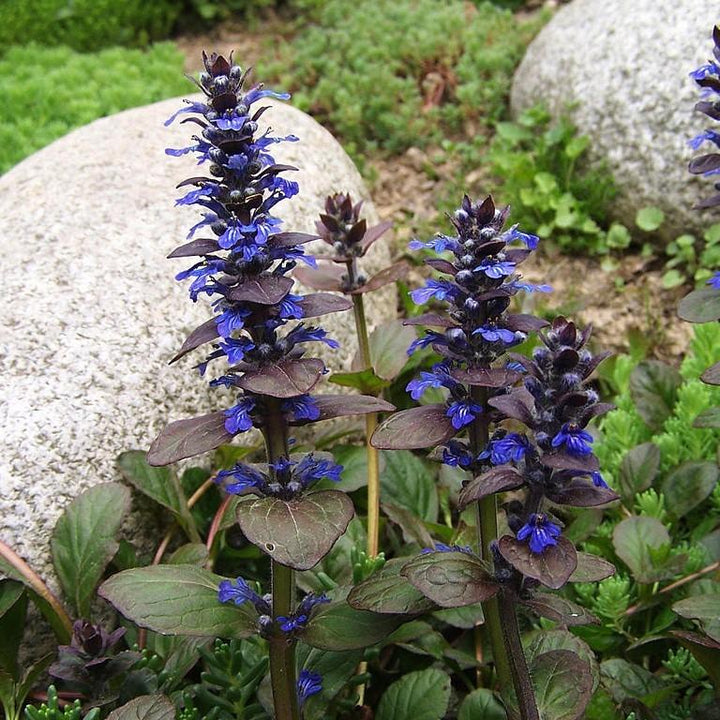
xmin=0 ymin=43 xmax=187 ymax=174
xmin=259 ymin=0 xmax=540 ymax=158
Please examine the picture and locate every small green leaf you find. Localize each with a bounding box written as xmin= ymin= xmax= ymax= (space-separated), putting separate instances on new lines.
xmin=458 ymin=689 xmax=505 ymax=720
xmin=380 ymin=450 xmax=438 ymax=522
xmin=635 ymin=206 xmax=665 ymax=232
xmin=106 ymin=695 xmax=175 ymax=720
xmin=51 ymin=482 xmax=131 ymax=617
xmin=167 ymin=543 xmax=209 ymax=566
xmin=600 ymin=658 xmax=665 ymax=704
xmin=662 ymin=269 xmax=685 ymax=289
xmin=617 ymin=442 xmax=660 ymax=505
xmin=629 ymin=360 xmax=682 ymax=431
xmin=328 ymin=368 xmax=389 ymax=395
xmin=659 ymin=461 xmax=718 ymax=519
xmin=302 ymin=587 xmax=404 ymax=650
xmin=117 ymin=451 xmax=199 ymax=542
xmin=0 ymin=581 xmax=27 ymax=677
xmin=237 ymin=491 xmax=354 ymax=570
xmin=606 ymin=223 xmax=631 ymax=249
xmin=375 ymin=668 xmax=451 ymax=720
xmin=612 ymin=516 xmax=670 ymax=583
xmin=98 ymin=565 xmax=257 ymax=638
xmin=368 ymin=321 xmax=416 ymax=380
xmin=534 ymin=171 xmax=558 ymax=195
xmin=564 ymin=135 xmax=590 ymax=160
xmin=673 ymin=594 xmax=720 ymax=621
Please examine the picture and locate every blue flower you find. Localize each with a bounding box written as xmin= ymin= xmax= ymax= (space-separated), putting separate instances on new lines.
xmin=281 ymin=395 xmax=320 ymax=422
xmin=473 ymin=325 xmax=520 ymax=345
xmin=507 ymin=226 xmax=539 ymax=250
xmin=278 ymin=294 xmax=305 ymax=319
xmin=216 ymin=463 xmax=266 ymax=494
xmin=224 ymin=397 xmax=256 ymax=434
xmin=407 ymin=330 xmax=445 ymax=355
xmin=297 ymin=670 xmax=323 ymax=706
xmin=406 ymin=364 xmax=453 ymax=400
xmin=474 ymin=258 xmax=515 ymax=279
xmin=219 ymin=337 xmax=256 ymax=365
xmin=511 ymin=280 xmax=553 ymax=293
xmin=446 ymin=399 xmax=483 ymax=430
xmin=688 ymin=129 xmax=720 ymax=150
xmin=441 ymin=440 xmax=474 ymax=467
xmin=410 ymin=279 xmax=458 ymax=305
xmin=480 ymin=433 xmax=530 ymax=465
xmin=591 ymin=471 xmax=609 ymax=488
xmin=215 ymin=306 xmax=252 ymax=337
xmin=408 ymin=235 xmax=459 ymax=253
xmin=690 ymin=62 xmax=720 ymax=81
xmin=707 ymin=271 xmax=720 ymax=289
xmin=551 ymin=423 xmax=594 ymax=456
xmin=294 ymin=454 xmax=343 ymax=486
xmin=218 ymin=577 xmax=270 ymax=614
xmin=277 ymin=593 xmax=329 ymax=634
xmin=516 ymin=514 xmax=561 ymax=554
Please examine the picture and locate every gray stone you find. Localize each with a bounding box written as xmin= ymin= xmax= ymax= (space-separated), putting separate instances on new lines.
xmin=0 ymin=95 xmax=394 ymax=590
xmin=511 ymin=0 xmax=719 ymax=240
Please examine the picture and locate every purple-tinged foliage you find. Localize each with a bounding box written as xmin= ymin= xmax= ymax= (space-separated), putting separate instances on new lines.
xmin=689 ymin=25 xmax=720 ymax=209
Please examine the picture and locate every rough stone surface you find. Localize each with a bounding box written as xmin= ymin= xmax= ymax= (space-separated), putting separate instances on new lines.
xmin=511 ymin=0 xmax=719 ymax=240
xmin=0 ymin=95 xmax=394 ymax=591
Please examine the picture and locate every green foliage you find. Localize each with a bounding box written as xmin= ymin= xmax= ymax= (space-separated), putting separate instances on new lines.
xmin=662 ymin=224 xmax=720 ymax=288
xmin=486 ymin=105 xmax=620 ymax=254
xmin=0 ymin=43 xmax=187 ymax=174
xmin=24 ymin=686 xmax=100 ymax=720
xmin=0 ymin=1 xmax=179 ymax=52
xmin=259 ymin=0 xmax=537 ymax=158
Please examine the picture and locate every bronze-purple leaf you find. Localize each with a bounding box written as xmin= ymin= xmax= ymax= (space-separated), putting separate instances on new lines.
xmin=345 ymin=218 xmax=367 ymax=246
xmin=498 ymin=535 xmax=577 ymax=590
xmin=294 ymin=264 xmax=345 ymax=292
xmin=236 ymin=358 xmax=324 ymax=398
xmin=425 ymin=258 xmax=456 ymax=275
xmin=168 ymin=238 xmax=220 ymax=258
xmin=521 ymin=593 xmax=599 ymax=626
xmin=236 ymin=490 xmax=354 ymax=570
xmin=488 ymin=387 xmax=535 ymax=425
xmin=400 ymin=551 xmax=499 ymax=608
xmin=541 ymin=452 xmax=599 ymax=473
xmin=505 ymin=314 xmax=550 ymax=333
xmin=349 ymin=262 xmax=410 ymax=294
xmin=370 ymin=405 xmax=456 ymax=450
xmin=226 ymin=275 xmax=294 ymax=304
xmin=450 ymin=367 xmax=522 ymax=387
xmin=677 ymin=288 xmax=720 ymax=323
xmin=546 ymin=479 xmax=619 ymax=507
xmin=170 ymin=318 xmax=219 ymax=364
xmin=360 ymin=220 xmax=393 ymax=253
xmin=347 ymin=559 xmax=436 ymax=615
xmin=271 ymin=231 xmax=321 ymax=247
xmin=293 ymin=395 xmax=395 ymax=425
xmin=147 ymin=412 xmax=233 ymax=466
xmin=298 ymin=293 xmax=353 ymax=317
xmin=568 ymin=553 xmax=615 ymax=583
xmin=403 ymin=313 xmax=455 ymax=328
xmin=701 ymin=361 xmax=720 ymax=385
xmin=689 ymin=153 xmax=720 ymax=175
xmin=457 ymin=467 xmax=524 ymax=510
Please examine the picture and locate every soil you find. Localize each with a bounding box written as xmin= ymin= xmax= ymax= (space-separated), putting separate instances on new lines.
xmin=174 ymin=13 xmax=693 ymax=365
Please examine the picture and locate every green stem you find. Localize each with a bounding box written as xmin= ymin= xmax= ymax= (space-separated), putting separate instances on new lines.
xmin=263 ymin=399 xmax=300 ymax=720
xmin=498 ymin=590 xmax=540 ymax=720
xmin=467 ymin=387 xmax=512 ymax=692
xmin=347 ymin=261 xmax=381 ymax=559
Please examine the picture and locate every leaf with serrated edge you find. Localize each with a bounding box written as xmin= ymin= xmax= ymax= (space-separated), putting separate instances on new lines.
xmin=498 ymin=536 xmax=577 ymax=590
xmin=98 ymin=565 xmax=257 ymax=637
xmin=237 ymin=491 xmax=354 ymax=570
xmin=568 ymin=553 xmax=615 ymax=583
xmin=457 ymin=467 xmax=524 ymax=510
xmin=371 ymin=405 xmax=456 ymax=449
xmin=348 ymin=559 xmax=436 ymax=614
xmin=401 ymin=552 xmax=498 ymax=608
xmin=147 ymin=412 xmax=233 ymax=466
xmin=52 ymin=483 xmax=131 ymax=617
xmin=106 ymin=695 xmax=175 ymax=720
xmin=236 ymin=358 xmax=324 ymax=398
xmin=521 ymin=594 xmax=599 ymax=626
